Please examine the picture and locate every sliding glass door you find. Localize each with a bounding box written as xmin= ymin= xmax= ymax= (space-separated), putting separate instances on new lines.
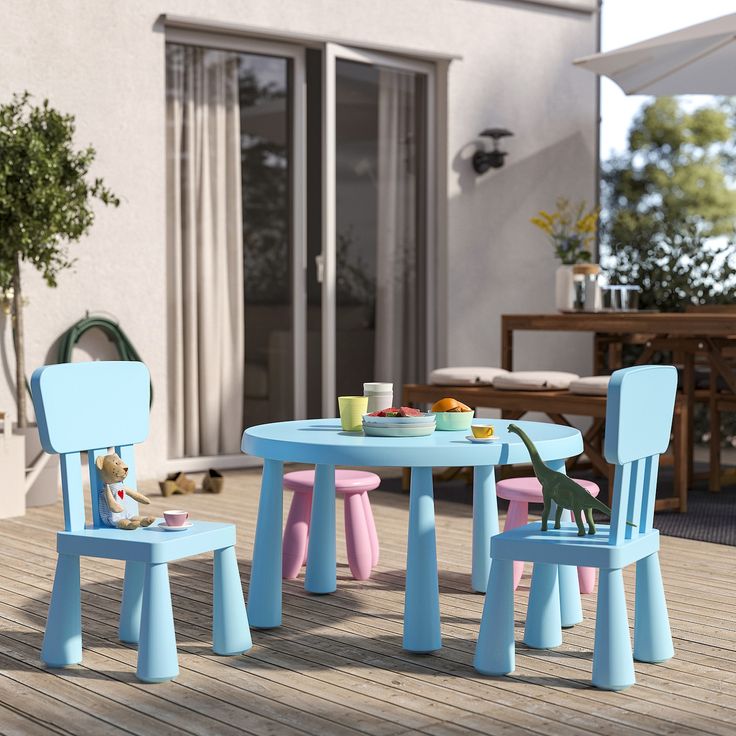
xmin=320 ymin=44 xmax=435 ymax=416
xmin=166 ymin=34 xmax=434 ymax=459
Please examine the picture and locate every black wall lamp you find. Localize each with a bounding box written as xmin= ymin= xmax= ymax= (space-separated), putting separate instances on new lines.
xmin=472 ymin=128 xmax=514 ymax=174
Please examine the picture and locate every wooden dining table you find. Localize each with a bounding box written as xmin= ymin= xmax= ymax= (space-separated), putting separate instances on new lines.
xmin=502 ymin=312 xmax=736 ymax=491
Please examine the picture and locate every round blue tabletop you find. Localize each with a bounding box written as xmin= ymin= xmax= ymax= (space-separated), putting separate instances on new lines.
xmin=242 ymin=417 xmax=583 ymax=467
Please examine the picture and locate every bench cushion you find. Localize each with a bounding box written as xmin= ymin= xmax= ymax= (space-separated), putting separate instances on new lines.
xmin=569 ymin=375 xmax=611 ymax=396
xmin=493 ymin=371 xmax=579 ymax=391
xmin=429 ymin=366 xmax=508 ymax=386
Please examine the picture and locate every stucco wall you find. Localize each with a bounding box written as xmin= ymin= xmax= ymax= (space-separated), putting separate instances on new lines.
xmin=0 ymin=0 xmax=598 ymax=478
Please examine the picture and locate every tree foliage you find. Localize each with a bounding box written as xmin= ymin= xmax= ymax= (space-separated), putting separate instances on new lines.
xmin=602 ymin=97 xmax=736 ymax=311
xmin=0 ymin=92 xmax=118 ymax=424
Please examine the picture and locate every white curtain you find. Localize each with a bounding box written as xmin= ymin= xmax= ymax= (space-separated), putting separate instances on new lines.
xmin=167 ymin=46 xmax=245 ymax=457
xmin=375 ymin=69 xmax=418 ymax=388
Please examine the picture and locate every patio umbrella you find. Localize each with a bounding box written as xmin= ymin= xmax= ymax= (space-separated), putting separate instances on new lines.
xmin=573 ymin=13 xmax=736 ymax=95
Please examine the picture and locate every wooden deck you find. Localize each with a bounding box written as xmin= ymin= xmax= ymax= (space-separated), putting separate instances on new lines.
xmin=0 ymin=468 xmax=734 ymax=736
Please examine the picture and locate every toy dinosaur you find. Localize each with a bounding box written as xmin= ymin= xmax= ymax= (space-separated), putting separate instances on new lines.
xmin=96 ymin=452 xmax=155 ymax=530
xmin=508 ymin=423 xmax=634 ymax=536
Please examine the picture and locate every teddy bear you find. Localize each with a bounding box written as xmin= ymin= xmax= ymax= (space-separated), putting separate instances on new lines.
xmin=96 ymin=452 xmax=156 ymax=530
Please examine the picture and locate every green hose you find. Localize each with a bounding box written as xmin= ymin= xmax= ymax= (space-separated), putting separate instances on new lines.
xmin=56 ymin=315 xmax=153 ymax=405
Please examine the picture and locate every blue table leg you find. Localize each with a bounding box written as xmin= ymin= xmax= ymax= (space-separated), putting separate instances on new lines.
xmin=472 ymin=465 xmax=498 ymax=593
xmin=403 ymin=466 xmax=441 ymax=652
xmin=247 ymin=458 xmax=284 ymax=628
xmin=548 ymin=458 xmax=583 ymax=627
xmin=305 ymin=464 xmax=336 ymax=594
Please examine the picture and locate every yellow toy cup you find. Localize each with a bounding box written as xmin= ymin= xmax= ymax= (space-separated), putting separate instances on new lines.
xmin=338 ymin=396 xmax=369 ymax=432
xmin=471 ymin=424 xmax=495 ymax=439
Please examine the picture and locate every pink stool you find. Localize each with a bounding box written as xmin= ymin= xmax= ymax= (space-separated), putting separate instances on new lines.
xmin=282 ymin=469 xmax=380 ymax=581
xmin=496 ymin=476 xmax=599 ymax=594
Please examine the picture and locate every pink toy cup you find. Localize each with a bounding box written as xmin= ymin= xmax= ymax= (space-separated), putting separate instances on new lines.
xmin=163 ymin=510 xmax=189 ymax=527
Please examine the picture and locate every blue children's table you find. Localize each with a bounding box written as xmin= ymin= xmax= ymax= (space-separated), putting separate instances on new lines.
xmin=241 ymin=417 xmax=583 ymax=653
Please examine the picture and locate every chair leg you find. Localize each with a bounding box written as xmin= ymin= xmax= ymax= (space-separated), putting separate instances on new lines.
xmin=120 ymin=561 xmax=145 ymax=644
xmin=213 ymin=546 xmax=252 ymax=655
xmin=592 ymin=568 xmax=635 ymax=690
xmin=524 ymin=563 xmax=562 ymax=649
xmin=634 ymin=553 xmax=674 ymax=664
xmin=474 ymin=558 xmax=515 ymax=675
xmin=42 ymin=554 xmax=82 ymax=668
xmin=137 ymin=563 xmax=178 ymax=683
xmin=282 ymin=492 xmax=312 ymax=579
xmin=344 ymin=493 xmax=373 ymax=581
xmin=577 ymin=566 xmax=597 ymax=595
xmin=361 ymin=492 xmax=380 ymax=567
xmin=503 ymin=501 xmax=528 ymax=589
xmin=559 ymin=563 xmax=583 ymax=628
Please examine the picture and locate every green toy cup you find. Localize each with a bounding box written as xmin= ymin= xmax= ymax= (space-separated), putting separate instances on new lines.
xmin=338 ymin=396 xmax=369 ymax=432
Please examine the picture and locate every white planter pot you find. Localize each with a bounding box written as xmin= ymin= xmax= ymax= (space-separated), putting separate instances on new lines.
xmin=555 ymin=265 xmax=575 ymax=312
xmin=0 ymin=413 xmax=26 ymax=519
xmin=22 ymin=424 xmax=60 ymax=507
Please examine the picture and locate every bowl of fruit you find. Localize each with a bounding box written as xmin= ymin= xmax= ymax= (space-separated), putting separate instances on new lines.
xmin=430 ymin=398 xmax=475 ymax=431
xmin=362 ymin=406 xmax=436 ymax=437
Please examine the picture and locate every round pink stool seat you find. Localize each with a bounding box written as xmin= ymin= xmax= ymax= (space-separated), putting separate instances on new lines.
xmin=496 ymin=476 xmax=600 ymax=594
xmin=282 ymin=469 xmax=380 ymax=582
xmin=496 ymin=476 xmax=599 ymax=502
xmin=284 ymin=469 xmax=381 ymax=495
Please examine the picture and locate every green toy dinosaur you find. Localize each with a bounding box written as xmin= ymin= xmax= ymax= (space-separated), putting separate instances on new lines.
xmin=508 ymin=423 xmax=635 ymax=536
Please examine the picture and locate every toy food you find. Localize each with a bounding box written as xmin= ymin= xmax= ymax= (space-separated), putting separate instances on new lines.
xmin=471 ymin=425 xmax=494 ymax=439
xmin=368 ymin=406 xmax=423 ymax=417
xmin=431 ymin=397 xmax=472 ymax=413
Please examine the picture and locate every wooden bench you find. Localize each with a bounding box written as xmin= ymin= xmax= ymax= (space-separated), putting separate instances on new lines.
xmin=402 ymin=383 xmax=688 ymax=512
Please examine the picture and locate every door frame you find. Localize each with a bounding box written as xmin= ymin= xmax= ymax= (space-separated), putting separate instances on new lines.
xmin=321 ymin=42 xmax=438 ymax=417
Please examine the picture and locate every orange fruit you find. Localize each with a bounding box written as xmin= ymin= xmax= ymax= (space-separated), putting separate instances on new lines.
xmin=431 ymin=397 xmax=472 ymax=413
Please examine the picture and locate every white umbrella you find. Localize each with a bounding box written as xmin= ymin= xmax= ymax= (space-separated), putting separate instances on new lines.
xmin=574 ymin=13 xmax=736 ymax=95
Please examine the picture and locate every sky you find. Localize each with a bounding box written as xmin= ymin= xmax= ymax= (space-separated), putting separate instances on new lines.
xmin=600 ymin=0 xmax=736 ymax=159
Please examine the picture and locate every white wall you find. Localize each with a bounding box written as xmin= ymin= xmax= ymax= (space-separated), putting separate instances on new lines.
xmin=0 ymin=0 xmax=598 ymax=478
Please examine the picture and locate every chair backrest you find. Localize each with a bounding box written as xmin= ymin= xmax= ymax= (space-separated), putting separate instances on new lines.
xmin=604 ymin=364 xmax=677 ymax=544
xmin=31 ymin=361 xmax=150 ymax=531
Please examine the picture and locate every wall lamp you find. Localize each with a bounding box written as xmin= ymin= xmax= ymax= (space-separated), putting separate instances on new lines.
xmin=472 ymin=128 xmax=514 ymax=174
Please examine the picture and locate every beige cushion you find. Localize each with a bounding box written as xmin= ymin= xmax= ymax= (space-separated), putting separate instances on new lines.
xmin=493 ymin=371 xmax=580 ymax=391
xmin=429 ymin=366 xmax=508 ymax=386
xmin=569 ymin=375 xmax=610 ymax=396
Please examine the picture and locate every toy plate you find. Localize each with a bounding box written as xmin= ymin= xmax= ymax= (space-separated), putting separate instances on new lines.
xmin=362 ymin=424 xmax=436 ymax=437
xmin=362 ymin=412 xmax=435 ymax=425
xmin=465 ymin=435 xmax=501 ymax=443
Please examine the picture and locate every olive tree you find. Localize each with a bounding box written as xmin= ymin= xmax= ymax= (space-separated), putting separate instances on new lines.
xmin=0 ymin=93 xmax=119 ymax=426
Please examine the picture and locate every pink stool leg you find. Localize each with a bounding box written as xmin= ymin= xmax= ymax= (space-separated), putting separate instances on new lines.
xmin=577 ymin=565 xmax=597 ymax=594
xmin=361 ymin=493 xmax=380 ymax=567
xmin=282 ymin=492 xmax=311 ymax=579
xmin=344 ymin=493 xmax=373 ymax=581
xmin=503 ymin=501 xmax=529 ymax=590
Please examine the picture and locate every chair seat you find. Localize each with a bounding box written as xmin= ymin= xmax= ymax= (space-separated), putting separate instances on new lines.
xmin=56 ymin=520 xmax=236 ymax=564
xmin=284 ymin=469 xmax=381 ymax=495
xmin=496 ymin=476 xmax=599 ymax=502
xmin=491 ymin=522 xmax=659 ymax=569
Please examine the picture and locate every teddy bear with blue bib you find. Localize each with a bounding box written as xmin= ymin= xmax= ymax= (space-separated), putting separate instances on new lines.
xmin=96 ymin=453 xmax=156 ymax=530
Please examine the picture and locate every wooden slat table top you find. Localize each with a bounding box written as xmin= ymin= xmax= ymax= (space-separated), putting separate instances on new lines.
xmin=0 ymin=469 xmax=733 ymax=736
xmin=502 ymin=312 xmax=736 ymax=336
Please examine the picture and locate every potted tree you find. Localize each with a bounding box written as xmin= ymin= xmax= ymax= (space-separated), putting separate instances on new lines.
xmin=0 ymin=92 xmax=118 ymax=508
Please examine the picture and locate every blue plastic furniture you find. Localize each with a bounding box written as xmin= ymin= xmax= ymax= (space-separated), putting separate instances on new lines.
xmin=474 ymin=365 xmax=677 ymax=690
xmin=31 ymin=361 xmax=251 ymax=683
xmin=241 ymin=417 xmax=583 ymax=652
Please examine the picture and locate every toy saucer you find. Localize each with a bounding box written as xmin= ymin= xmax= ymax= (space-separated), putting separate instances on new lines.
xmin=466 ymin=435 xmax=500 ymax=443
xmin=158 ymin=521 xmax=193 ymax=532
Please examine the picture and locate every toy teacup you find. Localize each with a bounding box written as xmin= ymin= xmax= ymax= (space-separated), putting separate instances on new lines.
xmin=471 ymin=424 xmax=494 ymax=439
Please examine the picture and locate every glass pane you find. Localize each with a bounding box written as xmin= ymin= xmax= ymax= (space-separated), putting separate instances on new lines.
xmin=334 ymin=59 xmax=425 ymax=401
xmin=166 ymin=43 xmax=293 ymax=457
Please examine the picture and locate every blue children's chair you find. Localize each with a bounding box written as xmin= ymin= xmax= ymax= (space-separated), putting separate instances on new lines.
xmin=31 ymin=361 xmax=251 ymax=683
xmin=474 ymin=365 xmax=677 ymax=690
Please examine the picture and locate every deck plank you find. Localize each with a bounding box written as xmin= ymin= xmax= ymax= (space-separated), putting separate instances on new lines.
xmin=0 ymin=468 xmax=734 ymax=735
